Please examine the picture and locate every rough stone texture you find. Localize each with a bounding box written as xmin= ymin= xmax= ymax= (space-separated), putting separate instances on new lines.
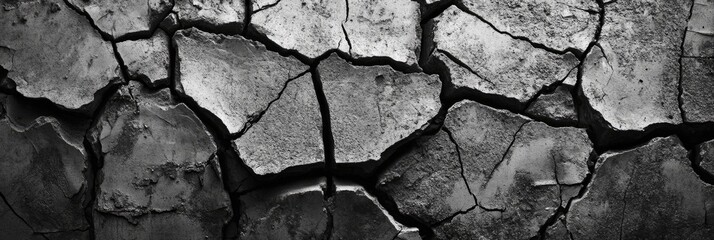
xmin=683 ymin=0 xmax=714 ymax=57
xmin=67 ymin=0 xmax=173 ymax=39
xmin=239 ymin=179 xmax=420 ymax=240
xmin=376 ymin=130 xmax=475 ymax=225
xmin=526 ymin=85 xmax=578 ymax=125
xmin=567 ymin=136 xmax=714 ymax=239
xmin=252 ymin=0 xmax=420 ymax=64
xmin=0 ymin=102 xmax=90 ymax=236
xmin=91 ymin=82 xmax=231 ymax=239
xmin=695 ymin=139 xmax=714 ymax=175
xmin=233 ymin=74 xmax=324 ymax=175
xmin=319 ymin=54 xmax=441 ymax=167
xmin=580 ymin=0 xmax=691 ymax=131
xmin=343 ymin=0 xmax=421 ymax=65
xmin=434 ymin=6 xmax=579 ymax=104
xmin=174 ymin=0 xmax=246 ymax=33
xmin=682 ymin=57 xmax=714 ymax=123
xmin=238 ymin=178 xmax=330 ymax=239
xmin=175 ymin=28 xmax=309 ymax=134
xmin=332 ymin=182 xmax=420 ymax=240
xmin=461 ymin=0 xmax=599 ymax=52
xmin=116 ymin=29 xmax=171 ymax=87
xmin=0 ymin=0 xmax=123 ymax=110
xmin=437 ymin=104 xmax=593 ymax=239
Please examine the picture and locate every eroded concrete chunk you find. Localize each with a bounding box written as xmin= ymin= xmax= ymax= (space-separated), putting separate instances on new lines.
xmin=116 ymin=29 xmax=171 ymax=87
xmin=683 ymin=0 xmax=714 ymax=57
xmin=91 ymin=82 xmax=231 ymax=239
xmin=68 ymin=0 xmax=173 ymax=39
xmin=0 ymin=112 xmax=89 ymax=235
xmin=437 ymin=104 xmax=593 ymax=239
xmin=376 ymin=130 xmax=475 ymax=225
xmin=252 ymin=0 xmax=420 ymax=64
xmin=434 ymin=6 xmax=578 ymax=104
xmin=695 ymin=139 xmax=714 ymax=176
xmin=568 ymin=136 xmax=714 ymax=239
xmin=319 ymin=54 xmax=441 ymax=168
xmin=461 ymin=0 xmax=599 ymax=51
xmin=174 ymin=0 xmax=245 ymax=33
xmin=233 ymin=74 xmax=324 ymax=175
xmin=0 ymin=0 xmax=122 ymax=110
xmin=174 ymin=28 xmax=309 ymax=134
xmin=239 ymin=178 xmax=330 ymax=239
xmin=580 ymin=0 xmax=691 ymax=131
xmin=332 ymin=182 xmax=421 ymax=240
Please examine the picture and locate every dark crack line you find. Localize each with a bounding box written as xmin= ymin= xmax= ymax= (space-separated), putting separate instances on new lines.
xmin=310 ymin=66 xmax=336 ymax=198
xmin=341 ymin=0 xmax=353 ymax=55
xmin=0 ymin=191 xmax=50 ymax=240
xmin=442 ymin=127 xmax=479 ymax=209
xmin=231 ymin=69 xmax=311 ymax=139
xmin=437 ymin=49 xmax=494 ymax=85
xmin=678 ymin=0 xmax=696 ymax=123
xmin=454 ymin=2 xmax=584 ymax=57
xmin=252 ymin=0 xmax=282 ymax=14
xmin=483 ymin=121 xmax=530 ymax=189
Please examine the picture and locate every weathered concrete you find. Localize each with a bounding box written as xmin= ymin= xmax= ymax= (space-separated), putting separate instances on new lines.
xmin=91 ymin=82 xmax=231 ymax=239
xmin=68 ymin=0 xmax=173 ymax=39
xmin=434 ymin=6 xmax=579 ymax=104
xmin=376 ymin=130 xmax=475 ymax=225
xmin=116 ymin=29 xmax=171 ymax=87
xmin=174 ymin=28 xmax=309 ymax=134
xmin=319 ymin=54 xmax=441 ymax=169
xmin=568 ymin=136 xmax=714 ymax=239
xmin=0 ymin=0 xmax=123 ymax=110
xmin=233 ymin=74 xmax=324 ymax=175
xmin=695 ymin=139 xmax=714 ymax=175
xmin=580 ymin=0 xmax=691 ymax=131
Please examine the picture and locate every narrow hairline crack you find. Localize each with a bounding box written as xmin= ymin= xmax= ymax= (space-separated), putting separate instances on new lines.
xmin=678 ymin=0 xmax=696 ymax=123
xmin=442 ymin=127 xmax=479 ymax=210
xmin=231 ymin=69 xmax=311 ymax=139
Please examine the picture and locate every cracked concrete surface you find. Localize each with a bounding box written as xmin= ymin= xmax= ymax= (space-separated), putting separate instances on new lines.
xmin=1 ymin=0 xmax=714 ymax=239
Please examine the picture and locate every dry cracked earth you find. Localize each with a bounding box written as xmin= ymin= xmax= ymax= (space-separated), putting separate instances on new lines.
xmin=1 ymin=0 xmax=714 ymax=239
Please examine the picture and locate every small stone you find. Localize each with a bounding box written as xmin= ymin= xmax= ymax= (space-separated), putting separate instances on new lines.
xmin=116 ymin=29 xmax=171 ymax=87
xmin=0 ymin=0 xmax=122 ymax=110
xmin=91 ymin=82 xmax=231 ymax=238
xmin=233 ymin=73 xmax=324 ymax=175
xmin=252 ymin=0 xmax=421 ymax=64
xmin=526 ymin=85 xmax=578 ymax=125
xmin=319 ymin=54 xmax=441 ymax=169
xmin=376 ymin=130 xmax=475 ymax=225
xmin=331 ymin=182 xmax=421 ymax=240
xmin=0 ymin=116 xmax=89 ymax=235
xmin=580 ymin=0 xmax=690 ymax=131
xmin=174 ymin=0 xmax=246 ymax=34
xmin=681 ymin=57 xmax=714 ymax=122
xmin=434 ymin=6 xmax=578 ymax=104
xmin=568 ymin=136 xmax=714 ymax=239
xmin=683 ymin=0 xmax=714 ymax=57
xmin=461 ymin=0 xmax=599 ymax=51
xmin=695 ymin=139 xmax=714 ymax=175
xmin=238 ymin=178 xmax=330 ymax=239
xmin=159 ymin=12 xmax=180 ymax=34
xmin=174 ymin=28 xmax=309 ymax=134
xmin=68 ymin=0 xmax=173 ymax=39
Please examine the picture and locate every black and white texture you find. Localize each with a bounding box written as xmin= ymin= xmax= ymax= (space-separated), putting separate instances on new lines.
xmin=1 ymin=0 xmax=714 ymax=239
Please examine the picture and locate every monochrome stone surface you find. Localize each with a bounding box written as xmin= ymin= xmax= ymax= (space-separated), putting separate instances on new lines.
xmin=580 ymin=0 xmax=691 ymax=131
xmin=175 ymin=28 xmax=309 ymax=134
xmin=0 ymin=0 xmax=123 ymax=110
xmin=91 ymin=82 xmax=231 ymax=239
xmin=434 ymin=6 xmax=579 ymax=104
xmin=319 ymin=54 xmax=441 ymax=167
xmin=2 ymin=0 xmax=714 ymax=239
